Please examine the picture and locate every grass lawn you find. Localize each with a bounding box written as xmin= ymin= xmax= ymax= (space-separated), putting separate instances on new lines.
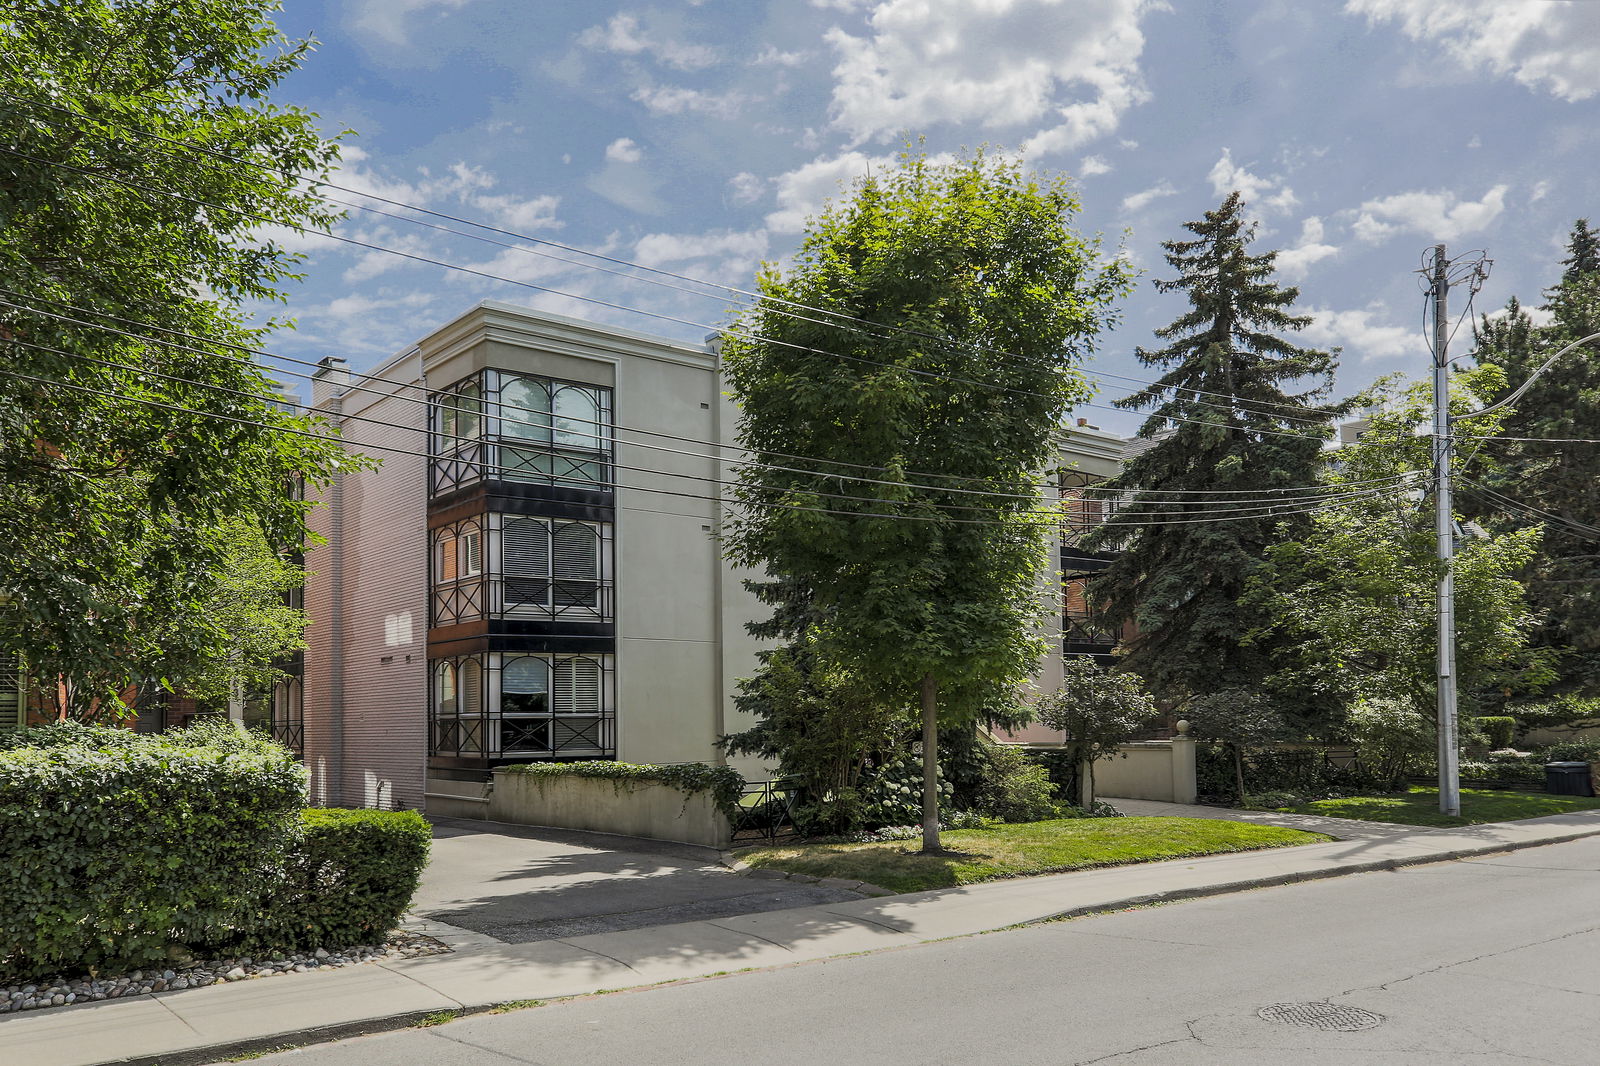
xmin=1271 ymin=786 xmax=1600 ymax=828
xmin=737 ymin=816 xmax=1330 ymax=894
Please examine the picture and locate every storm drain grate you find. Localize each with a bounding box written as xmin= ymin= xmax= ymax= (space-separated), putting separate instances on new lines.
xmin=1257 ymin=1002 xmax=1384 ymax=1032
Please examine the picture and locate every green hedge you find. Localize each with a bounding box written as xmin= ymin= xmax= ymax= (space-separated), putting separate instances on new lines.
xmin=241 ymin=808 xmax=431 ymax=953
xmin=0 ymin=724 xmax=306 ymax=982
xmin=0 ymin=724 xmax=432 ymax=983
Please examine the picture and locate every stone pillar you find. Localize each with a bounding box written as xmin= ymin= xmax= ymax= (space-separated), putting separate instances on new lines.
xmin=1170 ymin=720 xmax=1198 ymax=804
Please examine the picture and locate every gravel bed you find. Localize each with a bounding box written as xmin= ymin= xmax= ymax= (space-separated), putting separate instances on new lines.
xmin=0 ymin=929 xmax=449 ymax=1015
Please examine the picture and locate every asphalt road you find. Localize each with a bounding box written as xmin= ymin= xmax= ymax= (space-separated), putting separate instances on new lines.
xmin=236 ymin=835 xmax=1600 ymax=1065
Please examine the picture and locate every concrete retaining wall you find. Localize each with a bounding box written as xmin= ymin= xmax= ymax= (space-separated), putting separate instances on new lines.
xmin=488 ymin=769 xmax=731 ymax=847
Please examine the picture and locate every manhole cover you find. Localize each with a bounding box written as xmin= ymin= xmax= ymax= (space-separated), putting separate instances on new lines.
xmin=1257 ymin=1002 xmax=1384 ymax=1032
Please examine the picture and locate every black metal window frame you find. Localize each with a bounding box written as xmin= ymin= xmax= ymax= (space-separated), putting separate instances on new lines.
xmin=430 ymin=370 xmax=614 ymax=497
xmin=430 ymin=515 xmax=613 ymax=626
xmin=430 ymin=518 xmax=488 ymax=627
xmin=429 ymin=651 xmax=615 ymax=761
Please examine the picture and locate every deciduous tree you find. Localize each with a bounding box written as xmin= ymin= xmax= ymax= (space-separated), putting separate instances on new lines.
xmin=723 ymin=149 xmax=1129 ymax=851
xmin=0 ymin=0 xmax=354 ymax=716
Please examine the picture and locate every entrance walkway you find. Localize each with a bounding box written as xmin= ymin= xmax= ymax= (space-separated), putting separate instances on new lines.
xmin=1106 ymin=797 xmax=1420 ymax=840
xmin=415 ymin=816 xmax=864 ymax=943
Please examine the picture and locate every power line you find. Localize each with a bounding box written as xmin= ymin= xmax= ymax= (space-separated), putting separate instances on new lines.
xmin=0 ymin=144 xmax=1345 ymax=446
xmin=6 ymin=332 xmax=1413 ymax=521
xmin=0 ymin=362 xmax=1410 ymax=530
xmin=0 ymin=91 xmax=1350 ymax=428
xmin=0 ymin=293 xmax=1400 ymax=506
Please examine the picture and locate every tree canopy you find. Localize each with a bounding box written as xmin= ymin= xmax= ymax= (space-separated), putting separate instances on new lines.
xmin=1471 ymin=219 xmax=1600 ymax=698
xmin=1246 ymin=370 xmax=1553 ymax=734
xmin=0 ymin=0 xmax=354 ymax=717
xmin=722 ymin=148 xmax=1130 ymax=850
xmin=1086 ymin=192 xmax=1344 ymax=701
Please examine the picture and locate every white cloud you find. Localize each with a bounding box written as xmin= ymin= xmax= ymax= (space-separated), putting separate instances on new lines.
xmin=577 ymin=13 xmax=717 ymax=71
xmin=348 ymin=0 xmax=480 ymax=47
xmin=1207 ymin=148 xmax=1297 ymax=213
xmin=633 ymin=230 xmax=770 ymax=269
xmin=823 ymin=0 xmax=1159 ymax=153
xmin=631 ymin=85 xmax=749 ymax=119
xmin=1079 ymin=154 xmax=1112 ymax=177
xmin=1352 ymin=184 xmax=1509 ymax=243
xmin=754 ymin=45 xmax=810 ymax=67
xmin=727 ymin=171 xmax=767 ymax=205
xmin=1121 ymin=181 xmax=1176 ymax=213
xmin=605 ymin=137 xmax=644 ymax=164
xmin=1347 ymin=0 xmax=1600 ymax=102
xmin=1530 ymin=180 xmax=1550 ymax=203
xmin=765 ymin=151 xmax=896 ymax=234
xmin=1276 ymin=216 xmax=1340 ymax=279
xmin=1301 ymin=306 xmax=1418 ymax=362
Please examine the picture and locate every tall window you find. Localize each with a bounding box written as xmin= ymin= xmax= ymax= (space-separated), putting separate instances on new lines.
xmin=494 ymin=374 xmax=611 ymax=488
xmin=432 ymin=375 xmax=487 ymax=496
xmin=429 ymin=652 xmax=614 ymax=760
xmin=431 ymin=519 xmax=486 ymax=626
xmin=501 ymin=518 xmax=604 ymax=615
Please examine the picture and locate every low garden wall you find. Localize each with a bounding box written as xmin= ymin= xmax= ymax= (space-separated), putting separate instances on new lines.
xmin=1092 ymin=736 xmax=1198 ymax=805
xmin=490 ymin=763 xmax=737 ymax=848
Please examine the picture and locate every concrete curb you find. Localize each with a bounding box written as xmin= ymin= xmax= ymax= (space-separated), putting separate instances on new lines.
xmin=720 ymin=849 xmax=896 ymax=897
xmin=19 ymin=815 xmax=1600 ymax=1066
xmin=1024 ymin=823 xmax=1600 ymax=925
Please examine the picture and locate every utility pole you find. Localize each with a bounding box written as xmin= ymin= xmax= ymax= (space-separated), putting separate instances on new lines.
xmin=1430 ymin=245 xmax=1461 ymax=818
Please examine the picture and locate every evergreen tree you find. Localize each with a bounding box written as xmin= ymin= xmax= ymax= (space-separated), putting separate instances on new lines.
xmin=1086 ymin=192 xmax=1343 ymax=702
xmin=1472 ymin=220 xmax=1600 ymax=695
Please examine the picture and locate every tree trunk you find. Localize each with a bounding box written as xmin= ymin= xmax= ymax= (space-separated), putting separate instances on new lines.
xmin=1232 ymin=744 xmax=1247 ymax=805
xmin=920 ymin=672 xmax=941 ymax=854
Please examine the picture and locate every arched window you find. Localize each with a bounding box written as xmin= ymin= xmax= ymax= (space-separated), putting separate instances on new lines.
xmin=435 ymin=662 xmax=457 ymax=716
xmin=500 ymin=377 xmax=551 ymax=441
xmin=552 ymin=386 xmax=601 ymax=450
xmin=501 ymin=656 xmax=550 ymax=715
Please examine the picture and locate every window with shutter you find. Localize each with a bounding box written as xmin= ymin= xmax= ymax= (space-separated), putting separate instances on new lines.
xmin=502 ymin=518 xmax=551 ymax=609
xmin=460 ymin=529 xmax=483 ymax=577
xmin=553 ymin=657 xmax=602 ymax=716
xmin=460 ymin=659 xmax=482 ymax=717
xmin=552 ymin=523 xmax=599 ymax=608
xmin=436 ymin=533 xmax=458 ymax=583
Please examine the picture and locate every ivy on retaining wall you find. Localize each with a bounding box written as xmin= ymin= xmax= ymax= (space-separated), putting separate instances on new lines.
xmin=501 ymin=760 xmax=745 ymax=819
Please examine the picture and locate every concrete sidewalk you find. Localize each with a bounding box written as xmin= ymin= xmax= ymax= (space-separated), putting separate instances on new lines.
xmin=8 ymin=810 xmax=1600 ymax=1066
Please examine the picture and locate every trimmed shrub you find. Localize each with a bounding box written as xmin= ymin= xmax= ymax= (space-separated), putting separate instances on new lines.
xmin=971 ymin=745 xmax=1059 ymax=823
xmin=241 ymin=809 xmax=431 ymax=953
xmin=501 ymin=760 xmax=745 ymax=818
xmin=1475 ymin=716 xmax=1517 ymax=750
xmin=0 ymin=723 xmax=306 ymax=982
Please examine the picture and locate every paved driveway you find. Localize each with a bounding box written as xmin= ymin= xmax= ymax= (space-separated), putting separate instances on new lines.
xmin=413 ymin=816 xmax=863 ymax=943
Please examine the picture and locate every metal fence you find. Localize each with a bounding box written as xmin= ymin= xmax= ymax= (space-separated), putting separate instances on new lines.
xmin=729 ymin=779 xmax=801 ymax=846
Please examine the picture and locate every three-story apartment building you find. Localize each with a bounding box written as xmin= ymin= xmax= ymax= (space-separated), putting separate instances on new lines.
xmin=292 ymin=301 xmax=1123 ymax=814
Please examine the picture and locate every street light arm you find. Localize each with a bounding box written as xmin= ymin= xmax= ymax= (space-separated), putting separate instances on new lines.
xmin=1461 ymin=330 xmax=1600 ymax=421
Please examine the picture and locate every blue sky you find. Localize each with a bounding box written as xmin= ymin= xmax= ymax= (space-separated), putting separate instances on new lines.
xmin=260 ymin=0 xmax=1600 ymax=434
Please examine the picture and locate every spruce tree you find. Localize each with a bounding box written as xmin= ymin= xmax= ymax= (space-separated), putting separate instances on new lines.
xmin=1086 ymin=192 xmax=1342 ymax=702
xmin=1472 ymin=220 xmax=1600 ymax=694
